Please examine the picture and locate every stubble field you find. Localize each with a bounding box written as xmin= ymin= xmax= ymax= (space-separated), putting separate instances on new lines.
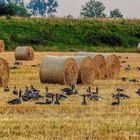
xmin=0 ymin=52 xmax=139 ymax=140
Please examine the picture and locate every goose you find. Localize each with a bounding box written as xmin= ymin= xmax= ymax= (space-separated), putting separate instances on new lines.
xmin=112 ymin=93 xmax=129 ymax=99
xmin=4 ymin=85 xmax=10 ymax=92
xmin=61 ymin=84 xmax=72 ymax=92
xmin=87 ymin=87 xmax=99 ymax=96
xmin=80 ymin=95 xmax=87 ymax=105
xmin=13 ymin=86 xmax=18 ymax=95
xmin=45 ymin=87 xmax=54 ymax=98
xmin=62 ymin=84 xmax=78 ymax=95
xmin=111 ymin=97 xmax=120 ymax=106
xmin=8 ymin=90 xmax=23 ymax=105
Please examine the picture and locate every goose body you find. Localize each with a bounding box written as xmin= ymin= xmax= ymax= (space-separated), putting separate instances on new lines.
xmin=113 ymin=93 xmax=129 ymax=99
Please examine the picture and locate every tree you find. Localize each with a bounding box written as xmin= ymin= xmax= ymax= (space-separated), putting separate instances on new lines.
xmin=27 ymin=0 xmax=47 ymax=16
xmin=0 ymin=0 xmax=30 ymax=16
xmin=110 ymin=9 xmax=123 ymax=18
xmin=46 ymin=0 xmax=58 ymax=17
xmin=80 ymin=0 xmax=106 ymax=18
xmin=27 ymin=0 xmax=58 ymax=17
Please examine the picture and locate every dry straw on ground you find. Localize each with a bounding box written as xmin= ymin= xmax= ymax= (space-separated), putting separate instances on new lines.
xmin=67 ymin=56 xmax=95 ymax=85
xmin=137 ymin=42 xmax=140 ymax=53
xmin=76 ymin=52 xmax=106 ymax=80
xmin=0 ymin=58 xmax=9 ymax=87
xmin=15 ymin=46 xmax=34 ymax=60
xmin=0 ymin=40 xmax=4 ymax=52
xmin=40 ymin=56 xmax=78 ymax=85
xmin=103 ymin=54 xmax=120 ymax=79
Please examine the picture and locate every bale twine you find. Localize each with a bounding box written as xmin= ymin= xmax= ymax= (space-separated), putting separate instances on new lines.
xmin=137 ymin=43 xmax=140 ymax=53
xmin=103 ymin=54 xmax=120 ymax=79
xmin=76 ymin=52 xmax=106 ymax=79
xmin=68 ymin=56 xmax=95 ymax=85
xmin=15 ymin=46 xmax=34 ymax=60
xmin=0 ymin=40 xmax=5 ymax=52
xmin=0 ymin=58 xmax=10 ymax=87
xmin=40 ymin=56 xmax=78 ymax=85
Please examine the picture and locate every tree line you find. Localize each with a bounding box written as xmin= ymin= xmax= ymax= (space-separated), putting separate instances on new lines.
xmin=0 ymin=0 xmax=123 ymax=18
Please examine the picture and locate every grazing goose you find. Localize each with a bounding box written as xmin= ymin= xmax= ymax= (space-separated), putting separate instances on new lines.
xmin=111 ymin=97 xmax=120 ymax=106
xmin=8 ymin=90 xmax=23 ymax=105
xmin=45 ymin=87 xmax=54 ymax=98
xmin=4 ymin=85 xmax=10 ymax=92
xmin=80 ymin=95 xmax=87 ymax=105
xmin=112 ymin=93 xmax=129 ymax=99
xmin=13 ymin=86 xmax=18 ymax=95
xmin=53 ymin=94 xmax=60 ymax=105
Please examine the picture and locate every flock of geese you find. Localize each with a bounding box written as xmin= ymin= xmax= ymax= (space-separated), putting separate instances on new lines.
xmin=5 ymin=55 xmax=140 ymax=106
xmin=3 ymin=84 xmax=140 ymax=106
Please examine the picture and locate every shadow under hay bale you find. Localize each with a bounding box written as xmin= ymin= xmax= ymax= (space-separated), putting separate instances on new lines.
xmin=103 ymin=54 xmax=120 ymax=80
xmin=15 ymin=46 xmax=34 ymax=60
xmin=66 ymin=56 xmax=95 ymax=85
xmin=0 ymin=40 xmax=5 ymax=52
xmin=40 ymin=56 xmax=78 ymax=85
xmin=0 ymin=58 xmax=10 ymax=87
xmin=75 ymin=52 xmax=106 ymax=80
xmin=137 ymin=43 xmax=140 ymax=53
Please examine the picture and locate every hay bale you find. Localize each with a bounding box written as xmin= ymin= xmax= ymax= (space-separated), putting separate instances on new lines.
xmin=76 ymin=52 xmax=106 ymax=79
xmin=0 ymin=58 xmax=10 ymax=87
xmin=103 ymin=54 xmax=120 ymax=79
xmin=40 ymin=56 xmax=78 ymax=85
xmin=137 ymin=43 xmax=140 ymax=53
xmin=15 ymin=46 xmax=34 ymax=60
xmin=68 ymin=56 xmax=95 ymax=84
xmin=0 ymin=40 xmax=5 ymax=52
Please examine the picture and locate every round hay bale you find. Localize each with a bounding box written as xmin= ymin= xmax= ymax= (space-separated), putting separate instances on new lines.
xmin=68 ymin=56 xmax=95 ymax=85
xmin=76 ymin=52 xmax=106 ymax=79
xmin=0 ymin=40 xmax=5 ymax=52
xmin=0 ymin=58 xmax=10 ymax=87
xmin=103 ymin=54 xmax=120 ymax=79
xmin=137 ymin=43 xmax=140 ymax=53
xmin=15 ymin=46 xmax=34 ymax=60
xmin=40 ymin=56 xmax=78 ymax=85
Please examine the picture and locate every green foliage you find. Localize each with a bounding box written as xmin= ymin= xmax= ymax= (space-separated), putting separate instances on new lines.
xmin=0 ymin=17 xmax=140 ymax=52
xmin=0 ymin=1 xmax=30 ymax=16
xmin=110 ymin=9 xmax=123 ymax=18
xmin=80 ymin=0 xmax=106 ymax=18
xmin=27 ymin=0 xmax=58 ymax=17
